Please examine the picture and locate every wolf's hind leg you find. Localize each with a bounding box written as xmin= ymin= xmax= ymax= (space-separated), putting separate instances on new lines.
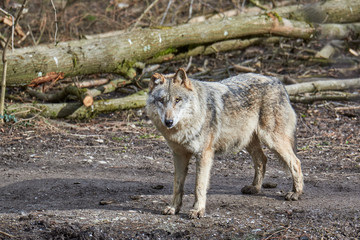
xmin=241 ymin=134 xmax=267 ymax=195
xmin=163 ymin=152 xmax=192 ymax=215
xmin=272 ymin=140 xmax=303 ymax=201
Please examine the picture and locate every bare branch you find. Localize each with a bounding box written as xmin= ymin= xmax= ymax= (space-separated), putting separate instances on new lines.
xmin=0 ymin=8 xmax=14 ymax=51
xmin=286 ymin=78 xmax=360 ymax=95
xmin=0 ymin=0 xmax=28 ymax=123
xmin=132 ymin=0 xmax=161 ymax=30
xmin=50 ymin=0 xmax=58 ymax=45
xmin=160 ymin=0 xmax=173 ymax=25
xmin=188 ymin=0 xmax=194 ymax=20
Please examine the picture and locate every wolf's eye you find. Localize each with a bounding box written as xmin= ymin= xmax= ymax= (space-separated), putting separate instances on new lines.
xmin=175 ymin=97 xmax=182 ymax=104
xmin=158 ymin=98 xmax=165 ymax=104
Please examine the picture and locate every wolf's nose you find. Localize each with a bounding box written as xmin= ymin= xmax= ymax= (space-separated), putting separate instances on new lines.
xmin=165 ymin=119 xmax=174 ymax=128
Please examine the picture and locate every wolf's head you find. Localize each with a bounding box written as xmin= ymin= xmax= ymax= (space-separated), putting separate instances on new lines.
xmin=146 ymin=68 xmax=195 ymax=129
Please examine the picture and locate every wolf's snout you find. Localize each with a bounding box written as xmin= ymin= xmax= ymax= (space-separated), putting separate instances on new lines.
xmin=165 ymin=119 xmax=174 ymax=128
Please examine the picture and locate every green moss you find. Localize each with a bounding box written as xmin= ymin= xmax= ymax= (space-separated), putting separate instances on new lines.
xmin=67 ymin=50 xmax=79 ymax=69
xmin=117 ymin=60 xmax=135 ymax=71
xmin=112 ymin=136 xmax=129 ymax=142
xmin=271 ymin=11 xmax=283 ymax=23
xmin=85 ymin=14 xmax=97 ymax=22
xmin=150 ymin=26 xmax=173 ymax=30
xmin=116 ymin=60 xmax=137 ymax=79
xmin=153 ymin=47 xmax=178 ymax=59
xmin=72 ymin=54 xmax=79 ymax=68
xmin=50 ymin=111 xmax=58 ymax=118
xmin=264 ymin=12 xmax=283 ymax=23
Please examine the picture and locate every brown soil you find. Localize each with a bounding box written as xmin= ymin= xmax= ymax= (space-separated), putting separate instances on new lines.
xmin=1 ymin=0 xmax=360 ymax=239
xmin=0 ymin=102 xmax=359 ymax=239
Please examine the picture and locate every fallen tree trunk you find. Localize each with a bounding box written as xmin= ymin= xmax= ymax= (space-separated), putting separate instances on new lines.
xmin=4 ymin=21 xmax=360 ymax=87
xmin=147 ymin=37 xmax=278 ymax=64
xmin=285 ymin=78 xmax=360 ymax=95
xmin=191 ymin=0 xmax=360 ymax=24
xmin=75 ymin=78 xmax=109 ymax=88
xmin=27 ymin=85 xmax=88 ymax=103
xmin=28 ymin=77 xmax=132 ymax=106
xmin=289 ymin=91 xmax=360 ymax=103
xmin=318 ymin=23 xmax=360 ymax=39
xmin=148 ymin=21 xmax=360 ymax=64
xmin=277 ymin=0 xmax=360 ymax=24
xmin=85 ymin=78 xmax=132 ymax=99
xmin=7 ymin=77 xmax=360 ymax=119
xmin=2 ymin=0 xmax=360 ymax=86
xmin=0 ymin=14 xmax=317 ymax=86
xmin=8 ymin=90 xmax=147 ymax=119
xmin=286 ymin=78 xmax=360 ymax=103
xmin=153 ymin=21 xmax=360 ymax=64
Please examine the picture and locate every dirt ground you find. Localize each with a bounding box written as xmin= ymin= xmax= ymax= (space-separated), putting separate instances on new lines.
xmin=0 ymin=101 xmax=359 ymax=239
xmin=0 ymin=0 xmax=360 ymax=239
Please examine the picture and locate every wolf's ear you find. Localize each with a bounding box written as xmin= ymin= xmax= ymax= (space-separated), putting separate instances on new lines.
xmin=174 ymin=68 xmax=192 ymax=91
xmin=149 ymin=73 xmax=166 ymax=92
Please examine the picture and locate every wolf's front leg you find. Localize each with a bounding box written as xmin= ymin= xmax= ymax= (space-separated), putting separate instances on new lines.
xmin=163 ymin=152 xmax=192 ymax=215
xmin=190 ymin=147 xmax=214 ymax=219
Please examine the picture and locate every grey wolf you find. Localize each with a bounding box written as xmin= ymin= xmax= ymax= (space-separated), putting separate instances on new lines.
xmin=146 ymin=68 xmax=304 ymax=219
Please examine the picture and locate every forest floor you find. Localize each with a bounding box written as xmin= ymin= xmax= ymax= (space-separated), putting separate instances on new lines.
xmin=1 ymin=0 xmax=360 ymax=239
xmin=0 ymin=101 xmax=359 ymax=239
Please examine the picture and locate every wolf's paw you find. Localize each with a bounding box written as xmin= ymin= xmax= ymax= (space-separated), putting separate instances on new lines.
xmin=285 ymin=191 xmax=301 ymax=201
xmin=163 ymin=206 xmax=176 ymax=215
xmin=189 ymin=208 xmax=205 ymax=219
xmin=241 ymin=185 xmax=260 ymax=195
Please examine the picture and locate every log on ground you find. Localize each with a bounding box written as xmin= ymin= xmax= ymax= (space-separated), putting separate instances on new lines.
xmin=7 ymin=90 xmax=147 ymax=119
xmin=289 ymin=91 xmax=360 ymax=103
xmin=2 ymin=14 xmax=316 ymax=86
xmin=285 ymin=78 xmax=360 ymax=95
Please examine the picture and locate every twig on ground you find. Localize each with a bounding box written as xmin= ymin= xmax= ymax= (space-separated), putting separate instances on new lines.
xmin=50 ymin=0 xmax=58 ymax=45
xmin=334 ymin=105 xmax=360 ymax=111
xmin=264 ymin=225 xmax=292 ymax=240
xmin=249 ymin=0 xmax=269 ymax=10
xmin=233 ymin=64 xmax=256 ymax=73
xmin=14 ymin=108 xmax=45 ymax=125
xmin=0 ymin=230 xmax=16 ymax=238
xmin=285 ymin=78 xmax=360 ymax=95
xmin=185 ymin=56 xmax=193 ymax=72
xmin=0 ymin=8 xmax=14 ymax=51
xmin=131 ymin=0 xmax=160 ymax=30
xmin=289 ymin=91 xmax=360 ymax=103
xmin=27 ymin=23 xmax=37 ymax=45
xmin=160 ymin=0 xmax=173 ymax=25
xmin=16 ymin=30 xmax=30 ymax=45
xmin=10 ymin=105 xmax=43 ymax=116
xmin=241 ymin=0 xmax=247 ymax=11
xmin=188 ymin=0 xmax=194 ymax=20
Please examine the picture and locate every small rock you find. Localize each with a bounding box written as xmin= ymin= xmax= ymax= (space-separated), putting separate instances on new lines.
xmin=130 ymin=195 xmax=141 ymax=201
xmin=99 ymin=200 xmax=114 ymax=205
xmin=263 ymin=182 xmax=277 ymax=188
xmin=152 ymin=184 xmax=164 ymax=190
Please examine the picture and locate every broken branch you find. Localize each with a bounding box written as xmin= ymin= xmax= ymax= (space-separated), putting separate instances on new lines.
xmin=289 ymin=91 xmax=360 ymax=103
xmin=285 ymin=78 xmax=360 ymax=95
xmin=7 ymin=90 xmax=147 ymax=119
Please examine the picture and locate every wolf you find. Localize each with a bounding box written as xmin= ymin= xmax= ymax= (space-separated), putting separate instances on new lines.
xmin=146 ymin=68 xmax=303 ymax=219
